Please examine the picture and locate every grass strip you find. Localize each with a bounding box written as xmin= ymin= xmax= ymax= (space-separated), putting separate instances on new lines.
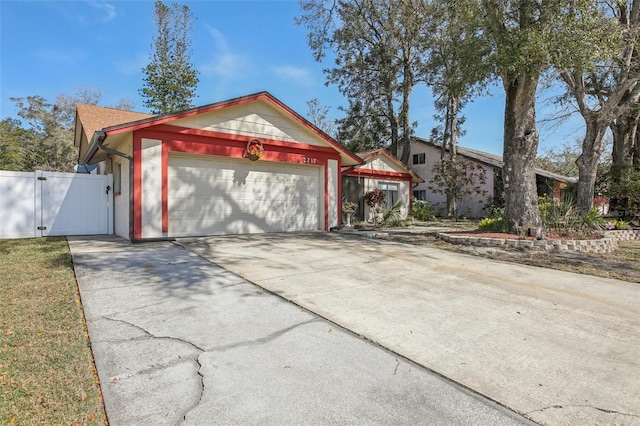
xmin=0 ymin=237 xmax=105 ymax=425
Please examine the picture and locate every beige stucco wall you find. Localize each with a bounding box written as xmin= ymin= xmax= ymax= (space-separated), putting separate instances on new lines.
xmin=104 ymin=135 xmax=132 ymax=240
xmin=328 ymin=159 xmax=339 ymax=228
xmin=169 ymin=100 xmax=329 ymax=148
xmin=360 ymin=156 xmax=397 ymax=173
xmin=141 ymin=138 xmax=163 ymax=239
xmin=410 ymin=142 xmax=495 ymax=218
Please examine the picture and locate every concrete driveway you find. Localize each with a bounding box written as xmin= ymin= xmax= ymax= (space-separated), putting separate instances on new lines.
xmin=69 ymin=236 xmax=530 ymax=425
xmin=178 ymin=232 xmax=640 ymax=426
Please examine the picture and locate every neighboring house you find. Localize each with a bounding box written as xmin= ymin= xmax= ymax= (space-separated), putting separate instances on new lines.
xmin=342 ymin=149 xmax=423 ymax=222
xmin=409 ymin=137 xmax=577 ymax=218
xmin=74 ymin=92 xmax=362 ymax=241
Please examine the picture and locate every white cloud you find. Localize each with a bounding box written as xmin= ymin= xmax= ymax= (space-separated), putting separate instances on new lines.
xmin=113 ymin=53 xmax=147 ymax=76
xmin=200 ymin=26 xmax=249 ymax=78
xmin=33 ymin=49 xmax=85 ymax=64
xmin=271 ymin=65 xmax=314 ymax=86
xmin=206 ymin=27 xmax=230 ymax=52
xmin=86 ymin=1 xmax=117 ymax=22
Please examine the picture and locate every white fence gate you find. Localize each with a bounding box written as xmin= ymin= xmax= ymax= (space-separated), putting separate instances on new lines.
xmin=0 ymin=170 xmax=113 ymax=239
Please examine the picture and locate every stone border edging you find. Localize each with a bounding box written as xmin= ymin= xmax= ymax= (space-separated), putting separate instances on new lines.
xmin=604 ymin=229 xmax=640 ymax=241
xmin=437 ymin=233 xmax=622 ymax=254
xmin=340 ymin=227 xmax=639 ymax=254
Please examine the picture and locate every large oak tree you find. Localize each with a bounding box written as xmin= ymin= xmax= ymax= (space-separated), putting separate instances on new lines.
xmin=479 ymin=0 xmax=609 ymax=231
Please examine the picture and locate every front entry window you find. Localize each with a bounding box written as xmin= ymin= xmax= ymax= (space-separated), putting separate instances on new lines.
xmin=377 ymin=182 xmax=398 ymax=207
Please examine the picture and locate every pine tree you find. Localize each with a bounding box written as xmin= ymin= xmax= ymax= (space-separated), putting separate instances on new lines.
xmin=140 ymin=1 xmax=199 ymax=114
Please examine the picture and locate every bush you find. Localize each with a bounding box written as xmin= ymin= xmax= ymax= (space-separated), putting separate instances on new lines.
xmin=483 ymin=197 xmax=505 ymax=219
xmin=411 ymin=198 xmax=437 ymax=221
xmin=478 ymin=217 xmax=508 ymax=232
xmin=382 ymin=201 xmax=411 ymax=227
xmin=603 ymin=165 xmax=640 ymax=218
xmin=539 ymin=195 xmax=603 ymax=238
xmin=602 ymin=219 xmax=629 ymax=230
xmin=363 ymin=188 xmax=386 ymax=208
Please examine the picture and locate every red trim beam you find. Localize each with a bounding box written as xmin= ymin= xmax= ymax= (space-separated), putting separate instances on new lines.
xmin=343 ymin=168 xmax=414 ymax=181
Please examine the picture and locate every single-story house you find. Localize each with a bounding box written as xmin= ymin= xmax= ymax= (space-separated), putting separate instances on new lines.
xmin=342 ymin=149 xmax=423 ymax=222
xmin=409 ymin=137 xmax=577 ymax=218
xmin=74 ymin=92 xmax=362 ymax=241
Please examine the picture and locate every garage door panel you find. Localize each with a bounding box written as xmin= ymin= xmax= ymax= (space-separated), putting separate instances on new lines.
xmin=168 ymin=154 xmax=321 ymax=236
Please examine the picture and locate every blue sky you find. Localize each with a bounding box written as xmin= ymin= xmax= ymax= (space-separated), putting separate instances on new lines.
xmin=1 ymin=0 xmax=585 ymax=156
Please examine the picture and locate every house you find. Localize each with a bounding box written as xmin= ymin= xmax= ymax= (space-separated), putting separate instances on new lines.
xmin=74 ymin=92 xmax=362 ymax=241
xmin=342 ymin=149 xmax=423 ymax=222
xmin=409 ymin=137 xmax=577 ymax=218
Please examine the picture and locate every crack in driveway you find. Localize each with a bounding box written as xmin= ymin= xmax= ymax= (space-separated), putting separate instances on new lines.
xmin=99 ymin=316 xmax=322 ymax=423
xmin=100 ymin=316 xmax=206 ymax=423
xmin=208 ymin=318 xmax=321 ymax=352
xmin=526 ymin=404 xmax=640 ymax=418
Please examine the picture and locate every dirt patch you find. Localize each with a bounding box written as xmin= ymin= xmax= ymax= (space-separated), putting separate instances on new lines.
xmin=384 ymin=233 xmax=640 ymax=284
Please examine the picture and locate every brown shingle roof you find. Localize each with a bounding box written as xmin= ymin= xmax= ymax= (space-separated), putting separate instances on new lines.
xmin=75 ymin=103 xmax=154 ymax=143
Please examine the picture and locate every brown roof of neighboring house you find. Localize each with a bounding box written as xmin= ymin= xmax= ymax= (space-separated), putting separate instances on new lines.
xmin=75 ymin=103 xmax=154 ymax=144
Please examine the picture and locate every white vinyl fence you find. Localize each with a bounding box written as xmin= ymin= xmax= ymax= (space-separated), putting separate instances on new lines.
xmin=0 ymin=170 xmax=113 ymax=239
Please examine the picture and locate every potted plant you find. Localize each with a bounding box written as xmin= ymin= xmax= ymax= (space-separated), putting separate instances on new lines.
xmin=342 ymin=201 xmax=357 ymax=227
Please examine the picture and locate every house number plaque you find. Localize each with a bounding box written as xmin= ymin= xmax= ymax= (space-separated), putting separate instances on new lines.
xmin=303 ymin=157 xmax=317 ymax=164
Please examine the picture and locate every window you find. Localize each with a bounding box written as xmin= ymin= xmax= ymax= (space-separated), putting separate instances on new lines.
xmin=412 ymin=153 xmax=425 ymax=164
xmin=114 ymin=163 xmax=122 ymax=195
xmin=377 ymin=182 xmax=399 ymax=207
xmin=413 ymin=190 xmax=426 ymax=201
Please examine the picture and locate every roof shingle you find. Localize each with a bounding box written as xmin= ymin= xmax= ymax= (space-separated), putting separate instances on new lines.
xmin=76 ymin=103 xmax=154 ymax=143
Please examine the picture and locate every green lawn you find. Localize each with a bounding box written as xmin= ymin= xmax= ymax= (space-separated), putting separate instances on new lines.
xmin=0 ymin=238 xmax=105 ymax=425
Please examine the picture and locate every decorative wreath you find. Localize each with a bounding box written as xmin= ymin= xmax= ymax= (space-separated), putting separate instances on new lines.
xmin=246 ymin=139 xmax=265 ymax=161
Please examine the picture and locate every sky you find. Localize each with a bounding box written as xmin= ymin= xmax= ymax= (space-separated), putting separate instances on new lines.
xmin=0 ymin=0 xmax=586 ymax=157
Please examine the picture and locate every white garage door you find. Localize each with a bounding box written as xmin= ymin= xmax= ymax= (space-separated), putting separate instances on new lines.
xmin=168 ymin=154 xmax=322 ymax=236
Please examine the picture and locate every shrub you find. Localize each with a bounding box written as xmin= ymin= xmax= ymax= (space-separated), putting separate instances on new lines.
xmin=478 ymin=217 xmax=507 ymax=232
xmin=363 ymin=188 xmax=386 ymax=208
xmin=483 ymin=197 xmax=504 ymax=219
xmin=411 ymin=198 xmax=437 ymax=221
xmin=539 ymin=194 xmax=603 ymax=238
xmin=382 ymin=201 xmax=411 ymax=227
xmin=602 ymin=219 xmax=629 ymax=230
xmin=603 ymin=165 xmax=640 ymax=218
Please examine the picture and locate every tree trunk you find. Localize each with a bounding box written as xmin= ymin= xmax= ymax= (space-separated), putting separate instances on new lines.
xmin=446 ymin=95 xmax=459 ymax=219
xmin=611 ymin=112 xmax=637 ymax=167
xmin=398 ymin=51 xmax=413 ymax=166
xmin=387 ymin=94 xmax=399 ymax=158
xmin=576 ymin=114 xmax=607 ymax=213
xmin=501 ymin=74 xmax=542 ymax=233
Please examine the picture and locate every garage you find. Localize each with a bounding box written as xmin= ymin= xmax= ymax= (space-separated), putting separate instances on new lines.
xmin=76 ymin=92 xmax=363 ymax=241
xmin=168 ymin=153 xmax=322 ymax=236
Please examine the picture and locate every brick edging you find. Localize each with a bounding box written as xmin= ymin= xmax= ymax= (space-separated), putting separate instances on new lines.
xmin=437 ymin=233 xmax=620 ymax=254
xmin=603 ymin=229 xmax=640 ymax=241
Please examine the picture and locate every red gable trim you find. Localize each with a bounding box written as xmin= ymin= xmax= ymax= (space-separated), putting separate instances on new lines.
xmin=345 ymin=149 xmax=424 ymax=183
xmin=148 ymin=124 xmax=338 ymax=154
xmin=362 ymin=149 xmax=422 ymax=178
xmin=98 ymin=91 xmax=362 ymax=166
xmin=343 ymin=168 xmax=414 ymax=182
